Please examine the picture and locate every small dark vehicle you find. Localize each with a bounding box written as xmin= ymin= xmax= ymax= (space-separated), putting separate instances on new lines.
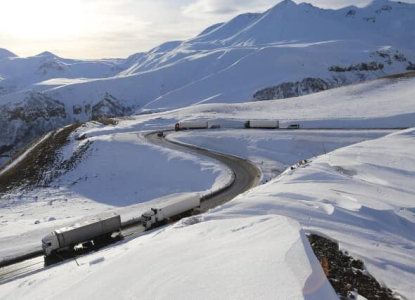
xmin=287 ymin=124 xmax=300 ymax=129
xmin=157 ymin=131 xmax=164 ymax=137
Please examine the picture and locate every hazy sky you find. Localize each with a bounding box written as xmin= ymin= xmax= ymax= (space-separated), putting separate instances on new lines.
xmin=0 ymin=0 xmax=412 ymax=59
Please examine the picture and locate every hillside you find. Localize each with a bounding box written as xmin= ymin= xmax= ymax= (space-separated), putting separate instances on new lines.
xmin=1 ymin=0 xmax=415 ymax=163
xmin=0 ymin=63 xmax=415 ymax=299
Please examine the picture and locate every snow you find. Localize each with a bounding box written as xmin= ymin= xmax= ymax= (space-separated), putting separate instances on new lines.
xmin=206 ymin=128 xmax=415 ymax=298
xmin=1 ymin=58 xmax=415 ymax=297
xmin=161 ymin=74 xmax=415 ymax=129
xmin=1 ymin=1 xmax=415 ymax=298
xmin=1 ymin=0 xmax=415 ymax=115
xmin=169 ymin=129 xmax=394 ymax=182
xmin=2 ymin=127 xmax=414 ymax=298
xmin=0 ymin=215 xmax=337 ymax=300
xmin=0 ymin=121 xmax=231 ymax=259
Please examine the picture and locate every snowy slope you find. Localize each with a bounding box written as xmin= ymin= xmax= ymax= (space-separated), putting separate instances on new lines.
xmin=163 ymin=72 xmax=415 ymax=129
xmin=207 ymin=128 xmax=415 ymax=298
xmin=0 ymin=51 xmax=126 ymax=96
xmin=1 ymin=128 xmax=414 ymax=298
xmin=1 ymin=0 xmax=415 ymax=161
xmin=0 ymin=215 xmax=337 ymax=300
xmin=0 ymin=57 xmax=415 ymax=298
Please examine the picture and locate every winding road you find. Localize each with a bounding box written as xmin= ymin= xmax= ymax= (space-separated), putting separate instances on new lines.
xmin=0 ymin=130 xmax=260 ymax=283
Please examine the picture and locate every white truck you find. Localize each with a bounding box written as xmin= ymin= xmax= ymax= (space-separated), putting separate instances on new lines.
xmin=244 ymin=120 xmax=279 ymax=129
xmin=41 ymin=214 xmax=122 ymax=257
xmin=141 ymin=194 xmax=201 ymax=229
xmin=175 ymin=121 xmax=208 ymax=131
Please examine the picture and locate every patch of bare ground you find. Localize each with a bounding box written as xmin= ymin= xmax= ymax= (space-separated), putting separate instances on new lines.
xmin=0 ymin=123 xmax=84 ymax=194
xmin=308 ymin=234 xmax=399 ymax=300
xmin=382 ymin=71 xmax=415 ymax=80
xmin=95 ymin=118 xmax=118 ymax=126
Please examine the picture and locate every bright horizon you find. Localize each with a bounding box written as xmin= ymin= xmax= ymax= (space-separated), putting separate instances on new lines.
xmin=1 ymin=0 xmax=413 ymax=59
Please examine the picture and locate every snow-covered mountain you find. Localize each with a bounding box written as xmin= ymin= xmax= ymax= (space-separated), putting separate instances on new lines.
xmin=1 ymin=71 xmax=415 ymax=299
xmin=0 ymin=51 xmax=129 ymax=96
xmin=1 ymin=0 xmax=415 ymax=162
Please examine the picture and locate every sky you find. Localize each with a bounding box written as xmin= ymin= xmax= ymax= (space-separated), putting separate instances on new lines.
xmin=0 ymin=0 xmax=413 ymax=59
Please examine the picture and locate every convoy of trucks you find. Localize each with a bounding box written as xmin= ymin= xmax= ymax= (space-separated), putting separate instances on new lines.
xmin=244 ymin=120 xmax=279 ymax=129
xmin=41 ymin=194 xmax=201 ymax=257
xmin=39 ymin=120 xmax=299 ymax=259
xmin=174 ymin=120 xmax=302 ymax=131
xmin=41 ymin=214 xmax=122 ymax=257
xmin=141 ymin=194 xmax=201 ymax=229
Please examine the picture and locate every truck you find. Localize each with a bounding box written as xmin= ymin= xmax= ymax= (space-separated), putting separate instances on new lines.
xmin=175 ymin=121 xmax=208 ymax=131
xmin=287 ymin=124 xmax=300 ymax=129
xmin=41 ymin=213 xmax=122 ymax=257
xmin=141 ymin=194 xmax=201 ymax=229
xmin=244 ymin=120 xmax=279 ymax=129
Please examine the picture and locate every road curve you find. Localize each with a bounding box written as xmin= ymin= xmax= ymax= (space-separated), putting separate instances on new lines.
xmin=145 ymin=131 xmax=261 ymax=211
xmin=0 ymin=130 xmax=261 ymax=283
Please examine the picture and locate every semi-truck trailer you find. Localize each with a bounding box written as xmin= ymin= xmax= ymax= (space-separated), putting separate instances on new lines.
xmin=244 ymin=120 xmax=279 ymax=129
xmin=141 ymin=194 xmax=201 ymax=229
xmin=175 ymin=121 xmax=208 ymax=131
xmin=41 ymin=213 xmax=122 ymax=257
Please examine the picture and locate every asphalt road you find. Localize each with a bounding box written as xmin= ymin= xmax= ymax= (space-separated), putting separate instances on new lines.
xmin=0 ymin=130 xmax=261 ymax=283
xmin=145 ymin=131 xmax=261 ymax=211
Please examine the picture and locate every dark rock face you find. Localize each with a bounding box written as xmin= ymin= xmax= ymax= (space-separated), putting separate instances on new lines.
xmin=73 ymin=105 xmax=82 ymax=115
xmin=92 ymin=93 xmax=134 ymax=120
xmin=0 ymin=91 xmax=69 ymax=161
xmin=0 ymin=90 xmax=137 ymax=165
xmin=308 ymin=234 xmax=399 ymax=300
xmin=329 ymin=62 xmax=384 ymax=72
xmin=253 ymin=78 xmax=329 ymax=101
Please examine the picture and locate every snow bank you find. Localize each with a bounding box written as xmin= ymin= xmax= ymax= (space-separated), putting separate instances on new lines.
xmin=169 ymin=129 xmax=393 ymax=182
xmin=0 ymin=215 xmax=337 ymax=300
xmin=209 ymin=128 xmax=415 ymax=298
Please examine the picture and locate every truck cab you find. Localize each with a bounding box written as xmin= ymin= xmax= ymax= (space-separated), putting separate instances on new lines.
xmin=42 ymin=232 xmax=59 ymax=256
xmin=141 ymin=209 xmax=157 ymax=229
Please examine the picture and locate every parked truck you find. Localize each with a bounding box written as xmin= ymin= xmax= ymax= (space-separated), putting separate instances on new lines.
xmin=141 ymin=194 xmax=201 ymax=229
xmin=244 ymin=120 xmax=279 ymax=129
xmin=41 ymin=213 xmax=122 ymax=257
xmin=175 ymin=121 xmax=208 ymax=131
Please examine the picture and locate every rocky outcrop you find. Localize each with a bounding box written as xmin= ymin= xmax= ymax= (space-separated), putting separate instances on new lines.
xmin=253 ymin=78 xmax=329 ymax=101
xmin=0 ymin=91 xmax=70 ymax=163
xmin=92 ymin=93 xmax=134 ymax=120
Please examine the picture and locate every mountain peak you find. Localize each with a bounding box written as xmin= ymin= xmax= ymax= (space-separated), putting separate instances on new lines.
xmin=266 ymin=0 xmax=298 ymax=14
xmin=272 ymin=0 xmax=297 ymax=9
xmin=35 ymin=51 xmax=58 ymax=58
xmin=0 ymin=48 xmax=18 ymax=59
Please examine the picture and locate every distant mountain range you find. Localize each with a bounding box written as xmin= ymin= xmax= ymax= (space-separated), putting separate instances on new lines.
xmin=1 ymin=0 xmax=415 ymax=163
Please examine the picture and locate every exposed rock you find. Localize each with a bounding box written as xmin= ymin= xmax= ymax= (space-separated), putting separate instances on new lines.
xmin=92 ymin=93 xmax=134 ymax=120
xmin=329 ymin=62 xmax=384 ymax=72
xmin=346 ymin=9 xmax=356 ymax=17
xmin=253 ymin=78 xmax=329 ymax=101
xmin=73 ymin=105 xmax=82 ymax=115
xmin=0 ymin=91 xmax=69 ymax=160
xmin=308 ymin=234 xmax=399 ymax=300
